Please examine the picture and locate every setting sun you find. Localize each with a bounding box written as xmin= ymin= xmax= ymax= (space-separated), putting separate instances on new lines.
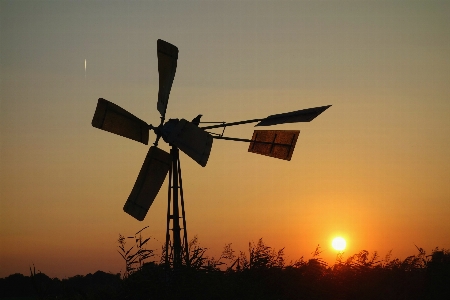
xmin=332 ymin=237 xmax=346 ymax=251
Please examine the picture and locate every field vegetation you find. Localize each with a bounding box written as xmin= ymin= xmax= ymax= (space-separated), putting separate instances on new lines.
xmin=1 ymin=229 xmax=449 ymax=300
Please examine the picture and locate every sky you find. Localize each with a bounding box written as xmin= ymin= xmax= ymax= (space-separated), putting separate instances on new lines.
xmin=1 ymin=0 xmax=449 ymax=279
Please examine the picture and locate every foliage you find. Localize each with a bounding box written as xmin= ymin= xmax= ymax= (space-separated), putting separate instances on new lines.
xmin=117 ymin=239 xmax=450 ymax=300
xmin=117 ymin=226 xmax=154 ymax=279
xmin=2 ymin=238 xmax=450 ymax=299
xmin=229 ymin=238 xmax=286 ymax=271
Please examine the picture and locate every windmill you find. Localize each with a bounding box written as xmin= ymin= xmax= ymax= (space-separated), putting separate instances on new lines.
xmin=92 ymin=39 xmax=331 ymax=269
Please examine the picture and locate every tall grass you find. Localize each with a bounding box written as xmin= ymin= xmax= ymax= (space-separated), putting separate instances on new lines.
xmin=115 ymin=233 xmax=450 ymax=300
xmin=117 ymin=226 xmax=154 ymax=279
xmin=1 ymin=235 xmax=448 ymax=299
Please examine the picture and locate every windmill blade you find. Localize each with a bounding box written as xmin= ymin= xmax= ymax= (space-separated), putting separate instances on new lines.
xmin=123 ymin=146 xmax=172 ymax=221
xmin=248 ymin=130 xmax=300 ymax=161
xmin=255 ymin=105 xmax=331 ymax=126
xmin=157 ymin=39 xmax=179 ymax=120
xmin=200 ymin=105 xmax=331 ymax=130
xmin=92 ymin=98 xmax=149 ymax=144
xmin=161 ymin=119 xmax=213 ymax=167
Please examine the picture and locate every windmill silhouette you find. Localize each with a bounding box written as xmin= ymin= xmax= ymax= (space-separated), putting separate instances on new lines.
xmin=92 ymin=39 xmax=330 ymax=269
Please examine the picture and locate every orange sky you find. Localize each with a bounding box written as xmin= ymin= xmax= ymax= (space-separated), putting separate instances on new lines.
xmin=1 ymin=0 xmax=449 ymax=279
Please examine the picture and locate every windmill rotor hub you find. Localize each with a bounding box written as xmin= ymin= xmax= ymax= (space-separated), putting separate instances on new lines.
xmin=160 ymin=118 xmax=179 ymax=143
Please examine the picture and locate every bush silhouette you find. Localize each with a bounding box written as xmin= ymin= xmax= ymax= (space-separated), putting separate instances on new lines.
xmin=1 ymin=238 xmax=449 ymax=299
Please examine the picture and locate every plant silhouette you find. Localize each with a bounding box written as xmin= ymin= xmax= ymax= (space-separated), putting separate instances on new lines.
xmin=1 ymin=237 xmax=449 ymax=299
xmin=117 ymin=226 xmax=154 ymax=279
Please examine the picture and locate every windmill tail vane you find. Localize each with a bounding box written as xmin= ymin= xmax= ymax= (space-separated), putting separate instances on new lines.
xmin=91 ymin=39 xmax=331 ymax=268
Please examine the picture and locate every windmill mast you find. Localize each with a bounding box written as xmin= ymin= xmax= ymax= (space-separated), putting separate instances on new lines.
xmin=165 ymin=146 xmax=189 ymax=268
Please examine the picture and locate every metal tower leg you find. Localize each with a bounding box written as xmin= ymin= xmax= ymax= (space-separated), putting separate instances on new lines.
xmin=165 ymin=146 xmax=189 ymax=269
xmin=178 ymin=155 xmax=190 ymax=267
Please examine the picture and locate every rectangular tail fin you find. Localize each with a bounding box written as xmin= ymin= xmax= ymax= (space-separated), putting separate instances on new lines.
xmin=248 ymin=130 xmax=300 ymax=161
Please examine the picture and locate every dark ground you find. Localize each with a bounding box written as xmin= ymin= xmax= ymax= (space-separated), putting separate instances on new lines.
xmin=1 ymin=258 xmax=449 ymax=300
xmin=2 ymin=241 xmax=449 ymax=300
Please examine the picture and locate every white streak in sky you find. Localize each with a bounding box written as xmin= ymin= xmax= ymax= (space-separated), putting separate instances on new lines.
xmin=85 ymin=59 xmax=87 ymax=79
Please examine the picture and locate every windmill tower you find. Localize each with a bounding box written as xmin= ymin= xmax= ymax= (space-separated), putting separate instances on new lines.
xmin=92 ymin=39 xmax=330 ymax=269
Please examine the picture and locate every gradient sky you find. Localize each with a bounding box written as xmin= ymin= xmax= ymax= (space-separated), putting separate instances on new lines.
xmin=1 ymin=0 xmax=449 ymax=279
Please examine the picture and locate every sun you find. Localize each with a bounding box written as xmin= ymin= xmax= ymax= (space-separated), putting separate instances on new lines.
xmin=332 ymin=237 xmax=346 ymax=251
